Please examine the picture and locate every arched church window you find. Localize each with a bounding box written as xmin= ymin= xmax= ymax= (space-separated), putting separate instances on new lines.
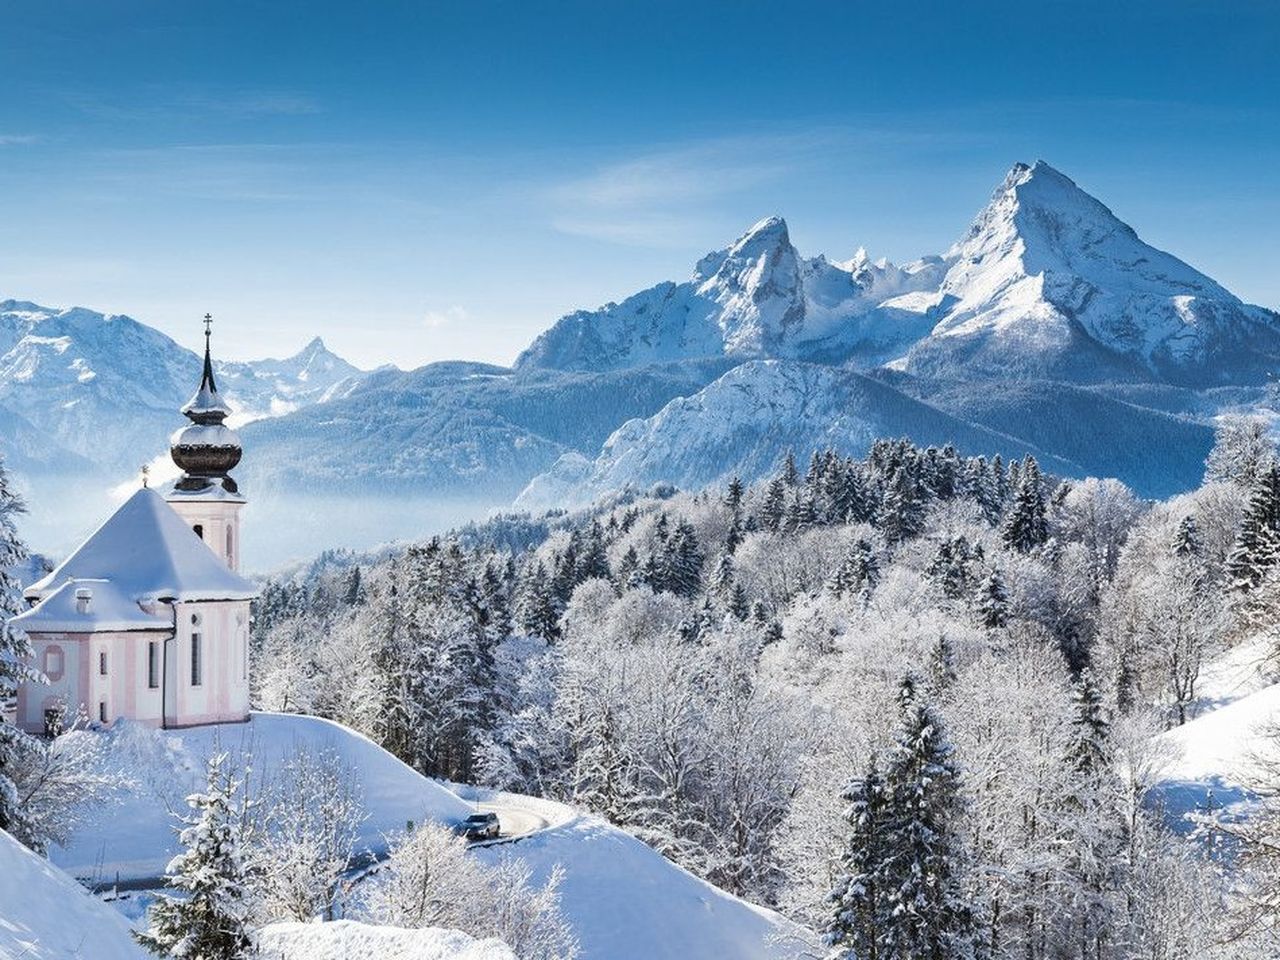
xmin=193 ymin=523 xmax=204 ymax=540
xmin=226 ymin=525 xmax=234 ymax=564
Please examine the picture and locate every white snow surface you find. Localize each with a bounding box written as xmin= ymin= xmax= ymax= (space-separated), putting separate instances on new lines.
xmin=53 ymin=712 xmax=472 ymax=882
xmin=10 ymin=577 xmax=171 ymax=633
xmin=0 ymin=828 xmax=148 ymax=960
xmin=472 ymin=814 xmax=804 ymax=960
xmin=1151 ymin=637 xmax=1280 ymax=829
xmin=258 ymin=920 xmax=516 ymax=960
xmin=24 ymin=487 xmax=257 ymax=604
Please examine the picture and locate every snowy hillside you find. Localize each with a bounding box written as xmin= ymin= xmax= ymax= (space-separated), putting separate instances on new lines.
xmin=472 ymin=814 xmax=802 ymax=960
xmin=0 ymin=828 xmax=147 ymax=960
xmin=56 ymin=712 xmax=800 ymax=960
xmin=53 ymin=713 xmax=472 ymax=883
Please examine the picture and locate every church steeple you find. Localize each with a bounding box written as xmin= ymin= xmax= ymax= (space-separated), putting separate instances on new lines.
xmin=170 ymin=313 xmax=242 ymax=493
xmin=182 ymin=313 xmax=232 ymax=424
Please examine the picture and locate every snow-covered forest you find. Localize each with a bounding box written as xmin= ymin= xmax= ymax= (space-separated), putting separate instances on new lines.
xmin=247 ymin=416 xmax=1280 ymax=958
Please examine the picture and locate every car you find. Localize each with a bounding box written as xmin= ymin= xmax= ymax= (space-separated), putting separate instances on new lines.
xmin=457 ymin=811 xmax=501 ymax=841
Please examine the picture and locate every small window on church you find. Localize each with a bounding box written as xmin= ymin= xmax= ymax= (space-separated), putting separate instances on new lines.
xmin=99 ymin=650 xmax=108 ymax=676
xmin=191 ymin=633 xmax=202 ymax=687
xmin=43 ymin=648 xmax=63 ymax=679
xmin=148 ymin=641 xmax=159 ymax=689
xmin=193 ymin=524 xmax=204 ymax=540
xmin=226 ymin=525 xmax=234 ymax=564
xmin=98 ymin=702 xmax=107 ymax=723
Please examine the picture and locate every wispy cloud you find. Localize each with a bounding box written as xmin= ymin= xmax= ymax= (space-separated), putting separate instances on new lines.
xmin=541 ymin=127 xmax=939 ymax=247
xmin=67 ymin=87 xmax=321 ymax=122
xmin=0 ymin=134 xmax=40 ymax=146
xmin=424 ymin=305 xmax=468 ymax=328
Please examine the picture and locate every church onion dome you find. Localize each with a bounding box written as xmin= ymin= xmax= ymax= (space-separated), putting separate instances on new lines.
xmin=171 ymin=314 xmax=242 ymax=493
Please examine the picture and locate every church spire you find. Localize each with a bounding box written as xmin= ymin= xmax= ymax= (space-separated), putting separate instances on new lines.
xmin=171 ymin=313 xmax=242 ymax=493
xmin=182 ymin=312 xmax=232 ymax=425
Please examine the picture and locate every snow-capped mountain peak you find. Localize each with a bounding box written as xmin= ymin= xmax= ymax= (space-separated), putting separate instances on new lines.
xmin=907 ymin=160 xmax=1280 ymax=382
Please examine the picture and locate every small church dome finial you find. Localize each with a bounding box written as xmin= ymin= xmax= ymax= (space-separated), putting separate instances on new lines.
xmin=171 ymin=312 xmax=242 ymax=492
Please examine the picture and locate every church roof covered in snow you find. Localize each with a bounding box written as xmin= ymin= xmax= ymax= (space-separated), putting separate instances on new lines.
xmin=24 ymin=487 xmax=258 ymax=606
xmin=11 ymin=578 xmax=172 ymax=633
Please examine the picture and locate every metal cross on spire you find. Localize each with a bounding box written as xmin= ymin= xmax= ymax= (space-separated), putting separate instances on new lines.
xmin=203 ymin=312 xmax=213 ymax=339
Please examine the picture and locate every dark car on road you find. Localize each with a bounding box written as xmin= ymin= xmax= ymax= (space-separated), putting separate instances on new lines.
xmin=458 ymin=811 xmax=500 ymax=841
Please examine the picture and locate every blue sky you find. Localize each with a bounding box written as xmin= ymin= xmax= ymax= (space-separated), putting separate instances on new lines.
xmin=1 ymin=0 xmax=1277 ymax=368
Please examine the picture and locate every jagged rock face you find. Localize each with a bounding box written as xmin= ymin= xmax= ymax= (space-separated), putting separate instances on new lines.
xmin=515 ymin=217 xmax=942 ymax=372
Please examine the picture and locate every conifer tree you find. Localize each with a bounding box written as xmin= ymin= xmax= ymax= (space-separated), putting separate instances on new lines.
xmin=517 ymin=560 xmax=561 ymax=642
xmin=828 ymin=539 xmax=880 ymax=599
xmin=879 ymin=676 xmax=971 ymax=960
xmin=0 ymin=459 xmax=40 ymax=849
xmin=1226 ymin=465 xmax=1280 ymax=592
xmin=976 ymin=569 xmax=1009 ymax=629
xmin=825 ymin=757 xmax=889 ymax=960
xmin=879 ymin=466 xmax=924 ymax=545
xmin=761 ymin=478 xmax=788 ymax=532
xmin=1172 ymin=513 xmax=1201 ymax=559
xmin=1001 ymin=456 xmax=1049 ymax=553
xmin=137 ymin=753 xmax=255 ymax=960
xmin=782 ymin=449 xmax=799 ymax=487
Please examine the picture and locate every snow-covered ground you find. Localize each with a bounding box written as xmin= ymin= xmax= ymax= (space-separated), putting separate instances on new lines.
xmin=54 ymin=712 xmax=472 ymax=883
xmin=0 ymin=828 xmax=147 ymax=960
xmin=1153 ymin=635 xmax=1280 ymax=828
xmin=258 ymin=920 xmax=516 ymax=960
xmin=50 ymin=711 xmax=802 ymax=959
xmin=473 ymin=813 xmax=805 ymax=959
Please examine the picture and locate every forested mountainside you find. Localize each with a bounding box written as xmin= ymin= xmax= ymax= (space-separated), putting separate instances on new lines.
xmin=250 ymin=419 xmax=1280 ymax=958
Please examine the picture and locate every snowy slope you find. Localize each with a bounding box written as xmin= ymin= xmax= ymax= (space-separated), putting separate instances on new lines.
xmin=259 ymin=920 xmax=516 ymax=960
xmin=0 ymin=828 xmax=148 ymax=960
xmin=516 ymin=359 xmax=1078 ymax=510
xmin=53 ymin=713 xmax=472 ymax=883
xmin=1150 ymin=638 xmax=1280 ymax=830
xmin=905 ymin=162 xmax=1280 ymax=384
xmin=473 ymin=815 xmax=804 ymax=960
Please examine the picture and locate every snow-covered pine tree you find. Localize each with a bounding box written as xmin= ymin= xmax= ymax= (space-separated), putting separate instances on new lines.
xmin=1226 ymin=464 xmax=1280 ymax=593
xmin=879 ymin=676 xmax=971 ymax=960
xmin=879 ymin=466 xmax=925 ymax=546
xmin=517 ymin=560 xmax=561 ymax=642
xmin=825 ymin=757 xmax=888 ymax=960
xmin=827 ymin=539 xmax=879 ymax=600
xmin=136 ymin=752 xmax=255 ymax=960
xmin=1001 ymin=456 xmax=1049 ymax=553
xmin=761 ymin=478 xmax=788 ymax=532
xmin=1171 ymin=513 xmax=1201 ymax=559
xmin=976 ymin=569 xmax=1009 ymax=629
xmin=0 ymin=460 xmax=42 ymax=849
xmin=782 ymin=449 xmax=799 ymax=487
xmin=1061 ymin=669 xmax=1122 ymax=959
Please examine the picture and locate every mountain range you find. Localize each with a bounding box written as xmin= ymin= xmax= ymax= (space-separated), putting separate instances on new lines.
xmin=3 ymin=160 xmax=1275 ymax=566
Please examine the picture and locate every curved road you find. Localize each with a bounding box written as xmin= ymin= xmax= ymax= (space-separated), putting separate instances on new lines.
xmin=474 ymin=801 xmax=552 ymax=842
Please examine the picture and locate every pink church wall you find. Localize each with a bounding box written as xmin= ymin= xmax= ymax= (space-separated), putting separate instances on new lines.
xmin=17 ymin=598 xmax=252 ymax=733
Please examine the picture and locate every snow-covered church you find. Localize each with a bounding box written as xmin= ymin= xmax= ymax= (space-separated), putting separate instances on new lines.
xmin=13 ymin=319 xmax=257 ymax=734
